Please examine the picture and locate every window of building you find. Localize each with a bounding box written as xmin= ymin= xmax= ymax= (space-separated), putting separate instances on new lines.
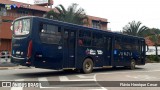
xmin=2 ymin=19 xmax=13 ymax=22
xmin=17 ymin=10 xmax=29 ymax=15
xmin=39 ymin=24 xmax=62 ymax=44
xmin=92 ymin=20 xmax=100 ymax=29
xmin=0 ymin=7 xmax=6 ymax=16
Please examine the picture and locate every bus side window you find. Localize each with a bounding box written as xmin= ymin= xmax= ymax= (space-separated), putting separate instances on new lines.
xmin=39 ymin=24 xmax=47 ymax=42
xmin=40 ymin=24 xmax=47 ymax=33
xmin=78 ymin=30 xmax=91 ymax=46
xmin=39 ymin=24 xmax=62 ymax=44
xmin=78 ymin=39 xmax=83 ymax=46
xmin=64 ymin=30 xmax=69 ymax=39
xmin=115 ymin=37 xmax=122 ymax=49
xmin=104 ymin=37 xmax=111 ymax=50
xmin=121 ymin=37 xmax=133 ymax=50
xmin=92 ymin=34 xmax=103 ymax=48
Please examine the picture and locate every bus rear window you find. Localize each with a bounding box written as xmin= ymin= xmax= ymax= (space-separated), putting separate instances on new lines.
xmin=14 ymin=19 xmax=30 ymax=36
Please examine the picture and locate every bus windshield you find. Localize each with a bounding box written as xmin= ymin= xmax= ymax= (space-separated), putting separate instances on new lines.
xmin=13 ymin=19 xmax=30 ymax=36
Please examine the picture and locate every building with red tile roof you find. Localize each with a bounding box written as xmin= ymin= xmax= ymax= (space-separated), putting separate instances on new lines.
xmin=0 ymin=0 xmax=108 ymax=52
xmin=145 ymin=36 xmax=160 ymax=46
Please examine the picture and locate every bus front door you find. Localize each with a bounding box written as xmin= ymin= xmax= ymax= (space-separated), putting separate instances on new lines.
xmin=104 ymin=37 xmax=112 ymax=66
xmin=63 ymin=29 xmax=76 ymax=68
xmin=140 ymin=40 xmax=145 ymax=65
xmin=34 ymin=24 xmax=63 ymax=69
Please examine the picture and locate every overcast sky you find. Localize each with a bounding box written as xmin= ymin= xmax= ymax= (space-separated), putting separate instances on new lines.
xmin=12 ymin=0 xmax=160 ymax=31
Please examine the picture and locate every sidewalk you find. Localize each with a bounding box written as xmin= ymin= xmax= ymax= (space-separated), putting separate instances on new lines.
xmin=0 ymin=62 xmax=32 ymax=70
xmin=0 ymin=62 xmax=17 ymax=67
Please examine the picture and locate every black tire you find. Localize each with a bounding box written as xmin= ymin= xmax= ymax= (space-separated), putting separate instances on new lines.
xmin=130 ymin=59 xmax=136 ymax=70
xmin=82 ymin=58 xmax=93 ymax=74
xmin=26 ymin=64 xmax=31 ymax=67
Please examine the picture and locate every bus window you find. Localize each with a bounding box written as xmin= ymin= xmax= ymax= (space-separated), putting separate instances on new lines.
xmin=79 ymin=30 xmax=91 ymax=46
xmin=121 ymin=37 xmax=134 ymax=50
xmin=115 ymin=37 xmax=122 ymax=49
xmin=78 ymin=39 xmax=83 ymax=46
xmin=40 ymin=24 xmax=62 ymax=44
xmin=104 ymin=37 xmax=111 ymax=50
xmin=14 ymin=19 xmax=30 ymax=36
xmin=92 ymin=33 xmax=103 ymax=48
xmin=64 ymin=30 xmax=69 ymax=39
xmin=125 ymin=44 xmax=132 ymax=50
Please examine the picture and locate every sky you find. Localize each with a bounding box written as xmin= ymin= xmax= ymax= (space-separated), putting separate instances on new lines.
xmin=12 ymin=0 xmax=160 ymax=31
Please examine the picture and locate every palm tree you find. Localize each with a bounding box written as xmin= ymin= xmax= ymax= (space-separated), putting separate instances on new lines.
xmin=122 ymin=21 xmax=148 ymax=37
xmin=45 ymin=3 xmax=88 ymax=25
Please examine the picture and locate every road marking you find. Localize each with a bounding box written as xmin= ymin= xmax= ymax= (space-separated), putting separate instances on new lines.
xmin=126 ymin=75 xmax=138 ymax=79
xmin=93 ymin=74 xmax=108 ymax=90
xmin=59 ymin=76 xmax=106 ymax=90
xmin=38 ymin=77 xmax=48 ymax=81
xmin=126 ymin=75 xmax=159 ymax=80
xmin=59 ymin=76 xmax=69 ymax=81
xmin=38 ymin=77 xmax=59 ymax=89
xmin=59 ymin=76 xmax=94 ymax=81
xmin=59 ymin=76 xmax=98 ymax=87
xmin=152 ymin=70 xmax=160 ymax=71
xmin=39 ymin=76 xmax=96 ymax=89
xmin=89 ymin=89 xmax=107 ymax=90
xmin=76 ymin=75 xmax=94 ymax=78
xmin=93 ymin=69 xmax=160 ymax=90
xmin=11 ymin=79 xmax=24 ymax=90
xmin=94 ymin=69 xmax=160 ymax=77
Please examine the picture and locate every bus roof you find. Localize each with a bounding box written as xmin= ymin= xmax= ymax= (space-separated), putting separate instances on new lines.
xmin=14 ymin=16 xmax=144 ymax=40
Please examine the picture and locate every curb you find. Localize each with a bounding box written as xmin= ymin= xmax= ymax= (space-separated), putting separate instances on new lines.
xmin=0 ymin=67 xmax=9 ymax=70
xmin=0 ymin=66 xmax=33 ymax=70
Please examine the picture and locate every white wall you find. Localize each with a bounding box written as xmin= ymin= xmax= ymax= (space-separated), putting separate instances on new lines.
xmin=146 ymin=46 xmax=160 ymax=55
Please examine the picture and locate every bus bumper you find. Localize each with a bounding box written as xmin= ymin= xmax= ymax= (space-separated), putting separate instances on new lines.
xmin=11 ymin=56 xmax=31 ymax=66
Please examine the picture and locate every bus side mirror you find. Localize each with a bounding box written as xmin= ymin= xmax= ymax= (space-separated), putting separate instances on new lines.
xmin=10 ymin=22 xmax=13 ymax=31
xmin=146 ymin=44 xmax=149 ymax=52
xmin=10 ymin=25 xmax=13 ymax=31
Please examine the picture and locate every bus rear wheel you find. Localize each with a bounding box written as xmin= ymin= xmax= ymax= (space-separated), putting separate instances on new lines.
xmin=82 ymin=58 xmax=93 ymax=74
xmin=130 ymin=60 xmax=136 ymax=70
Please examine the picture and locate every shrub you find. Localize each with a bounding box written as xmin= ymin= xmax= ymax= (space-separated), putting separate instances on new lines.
xmin=146 ymin=55 xmax=160 ymax=63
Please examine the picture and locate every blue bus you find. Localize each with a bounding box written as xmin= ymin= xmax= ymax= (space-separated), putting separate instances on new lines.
xmin=11 ymin=16 xmax=146 ymax=73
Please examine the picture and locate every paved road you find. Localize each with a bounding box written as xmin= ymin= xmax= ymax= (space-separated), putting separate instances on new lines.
xmin=0 ymin=63 xmax=160 ymax=90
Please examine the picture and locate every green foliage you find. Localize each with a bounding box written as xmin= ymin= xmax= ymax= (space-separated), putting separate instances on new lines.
xmin=145 ymin=28 xmax=160 ymax=36
xmin=122 ymin=21 xmax=148 ymax=37
xmin=146 ymin=55 xmax=160 ymax=63
xmin=45 ymin=3 xmax=88 ymax=25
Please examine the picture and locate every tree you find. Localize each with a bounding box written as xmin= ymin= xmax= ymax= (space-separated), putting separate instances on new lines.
xmin=122 ymin=21 xmax=148 ymax=37
xmin=45 ymin=3 xmax=88 ymax=25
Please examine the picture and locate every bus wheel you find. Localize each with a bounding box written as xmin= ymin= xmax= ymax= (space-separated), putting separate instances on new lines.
xmin=130 ymin=60 xmax=136 ymax=70
xmin=82 ymin=58 xmax=93 ymax=74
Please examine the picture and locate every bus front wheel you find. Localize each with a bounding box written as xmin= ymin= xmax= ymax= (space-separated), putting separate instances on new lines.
xmin=130 ymin=60 xmax=136 ymax=70
xmin=82 ymin=58 xmax=93 ymax=74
